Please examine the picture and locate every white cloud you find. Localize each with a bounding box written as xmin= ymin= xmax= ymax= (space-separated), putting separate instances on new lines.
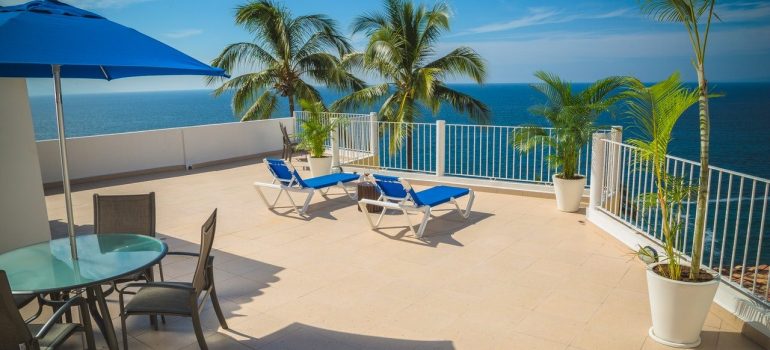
xmin=717 ymin=1 xmax=770 ymax=22
xmin=437 ymin=24 xmax=770 ymax=82
xmin=164 ymin=29 xmax=203 ymax=39
xmin=461 ymin=7 xmax=631 ymax=35
xmin=467 ymin=8 xmax=561 ymax=34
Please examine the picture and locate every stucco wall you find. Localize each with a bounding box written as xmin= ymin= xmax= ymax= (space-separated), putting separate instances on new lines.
xmin=37 ymin=118 xmax=292 ymax=183
xmin=0 ymin=79 xmax=51 ymax=252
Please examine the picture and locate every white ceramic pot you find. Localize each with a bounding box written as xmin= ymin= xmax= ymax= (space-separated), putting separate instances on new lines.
xmin=646 ymin=262 xmax=720 ymax=348
xmin=552 ymin=174 xmax=586 ymax=212
xmin=307 ymin=156 xmax=332 ymax=177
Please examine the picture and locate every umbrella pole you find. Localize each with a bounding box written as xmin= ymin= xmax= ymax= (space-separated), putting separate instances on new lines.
xmin=52 ymin=64 xmax=78 ymax=260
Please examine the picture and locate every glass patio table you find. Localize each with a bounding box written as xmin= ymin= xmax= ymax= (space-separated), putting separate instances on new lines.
xmin=0 ymin=233 xmax=168 ymax=350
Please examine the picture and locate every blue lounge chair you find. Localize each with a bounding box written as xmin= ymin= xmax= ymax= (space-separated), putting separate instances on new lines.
xmin=359 ymin=174 xmax=475 ymax=237
xmin=254 ymin=159 xmax=360 ymax=215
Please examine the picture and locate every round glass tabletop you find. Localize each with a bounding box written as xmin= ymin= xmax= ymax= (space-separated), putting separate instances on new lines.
xmin=0 ymin=234 xmax=167 ymax=294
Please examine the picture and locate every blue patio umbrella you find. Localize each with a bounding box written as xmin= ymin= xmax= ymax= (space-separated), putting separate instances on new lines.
xmin=0 ymin=0 xmax=227 ymax=259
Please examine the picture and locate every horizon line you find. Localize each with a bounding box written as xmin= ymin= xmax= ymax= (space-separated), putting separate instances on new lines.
xmin=27 ymin=80 xmax=770 ymax=97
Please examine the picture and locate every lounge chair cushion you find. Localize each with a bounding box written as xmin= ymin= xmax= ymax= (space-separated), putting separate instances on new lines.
xmin=124 ymin=282 xmax=194 ymax=316
xmin=266 ymin=160 xmax=293 ymax=184
xmin=373 ymin=175 xmax=407 ymax=199
xmin=301 ymin=173 xmax=359 ymax=189
xmin=412 ymin=186 xmax=470 ymax=207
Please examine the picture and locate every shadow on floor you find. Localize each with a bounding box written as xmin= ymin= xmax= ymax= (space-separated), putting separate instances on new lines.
xmin=368 ymin=208 xmax=494 ymax=248
xmin=46 ymin=219 xmax=286 ymax=345
xmin=263 ymin=190 xmax=360 ymax=221
xmin=224 ymin=322 xmax=455 ymax=350
xmin=49 ymin=219 xmax=94 ymax=239
xmin=696 ymin=329 xmax=763 ymax=349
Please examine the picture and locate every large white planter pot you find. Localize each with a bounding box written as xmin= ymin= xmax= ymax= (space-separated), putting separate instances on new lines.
xmin=552 ymin=174 xmax=586 ymax=212
xmin=308 ymin=156 xmax=332 ymax=177
xmin=646 ymin=262 xmax=720 ymax=348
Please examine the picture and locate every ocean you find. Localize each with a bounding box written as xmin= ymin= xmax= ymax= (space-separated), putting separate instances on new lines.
xmin=29 ymin=83 xmax=770 ymax=179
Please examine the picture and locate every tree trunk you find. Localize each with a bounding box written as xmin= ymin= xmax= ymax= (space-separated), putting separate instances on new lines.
xmin=690 ymin=63 xmax=711 ymax=280
xmin=288 ymin=94 xmax=295 ymax=119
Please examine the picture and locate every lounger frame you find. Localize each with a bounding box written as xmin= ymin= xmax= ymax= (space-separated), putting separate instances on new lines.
xmin=358 ymin=178 xmax=474 ymax=237
xmin=254 ymin=159 xmax=358 ymax=216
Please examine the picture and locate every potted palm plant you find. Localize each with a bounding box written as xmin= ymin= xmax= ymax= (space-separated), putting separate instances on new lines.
xmin=297 ymin=99 xmax=342 ymax=177
xmin=625 ymin=73 xmax=719 ymax=348
xmin=514 ymin=71 xmax=625 ymax=212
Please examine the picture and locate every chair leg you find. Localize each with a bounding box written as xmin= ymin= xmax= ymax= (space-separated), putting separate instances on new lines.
xmin=118 ymin=293 xmax=129 ymax=350
xmin=157 ymin=263 xmax=166 ymax=324
xmin=209 ymin=285 xmax=228 ymax=329
xmin=191 ymin=308 xmax=208 ymax=350
xmin=80 ymin=301 xmax=96 ymax=350
xmin=414 ymin=207 xmax=431 ymax=238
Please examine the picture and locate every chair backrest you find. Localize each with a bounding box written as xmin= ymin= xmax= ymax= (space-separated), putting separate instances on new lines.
xmin=372 ymin=175 xmax=426 ymax=206
xmin=279 ymin=123 xmax=291 ymax=144
xmin=0 ymin=271 xmax=34 ymax=349
xmin=192 ymin=210 xmax=217 ymax=294
xmin=265 ymin=159 xmax=294 ymax=184
xmin=93 ymin=193 xmax=156 ymax=236
xmin=373 ymin=174 xmax=408 ymax=199
xmin=265 ymin=159 xmax=311 ymax=188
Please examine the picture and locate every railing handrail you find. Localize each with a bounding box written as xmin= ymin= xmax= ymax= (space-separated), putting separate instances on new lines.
xmin=600 ymin=138 xmax=770 ymax=184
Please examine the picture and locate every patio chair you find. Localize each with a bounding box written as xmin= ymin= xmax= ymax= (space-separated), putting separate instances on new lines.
xmin=93 ymin=192 xmax=164 ymax=285
xmin=0 ymin=271 xmax=95 ymax=350
xmin=359 ymin=174 xmax=475 ymax=237
xmin=280 ymin=123 xmax=300 ymax=160
xmin=254 ymin=158 xmax=361 ymax=216
xmin=118 ymin=209 xmax=228 ymax=350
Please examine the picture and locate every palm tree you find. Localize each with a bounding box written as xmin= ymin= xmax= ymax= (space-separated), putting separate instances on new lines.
xmin=624 ymin=72 xmax=700 ymax=280
xmin=207 ymin=0 xmax=365 ymax=121
xmin=331 ymin=0 xmax=490 ymax=168
xmin=513 ymin=71 xmax=626 ymax=180
xmin=639 ymin=0 xmax=718 ymax=280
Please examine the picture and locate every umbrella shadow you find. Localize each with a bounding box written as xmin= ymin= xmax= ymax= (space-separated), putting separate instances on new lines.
xmin=49 ymin=219 xmax=93 ymax=239
xmin=218 ymin=322 xmax=455 ymax=349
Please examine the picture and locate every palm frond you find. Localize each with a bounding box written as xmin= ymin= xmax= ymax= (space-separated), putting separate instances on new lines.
xmin=433 ymin=84 xmax=491 ymax=124
xmin=330 ymin=83 xmax=390 ymax=112
xmin=240 ymin=90 xmax=278 ymax=121
xmin=206 ymin=42 xmax=277 ymax=85
xmin=425 ymin=46 xmax=486 ymax=83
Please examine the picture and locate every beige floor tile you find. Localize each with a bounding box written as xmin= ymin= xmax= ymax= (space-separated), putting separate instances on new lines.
xmin=36 ymin=157 xmax=758 ymax=350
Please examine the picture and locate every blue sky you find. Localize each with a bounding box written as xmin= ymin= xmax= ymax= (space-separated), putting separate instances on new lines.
xmin=5 ymin=0 xmax=770 ymax=94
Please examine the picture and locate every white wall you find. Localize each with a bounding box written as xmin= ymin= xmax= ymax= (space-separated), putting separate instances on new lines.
xmin=37 ymin=128 xmax=185 ymax=183
xmin=0 ymin=79 xmax=51 ymax=252
xmin=37 ymin=118 xmax=292 ymax=183
xmin=182 ymin=118 xmax=288 ymax=166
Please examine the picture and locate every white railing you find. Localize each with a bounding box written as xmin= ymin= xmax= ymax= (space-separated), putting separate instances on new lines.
xmin=596 ymin=138 xmax=770 ymax=306
xmin=444 ymin=124 xmax=594 ymax=184
xmin=296 ymin=111 xmax=606 ymax=185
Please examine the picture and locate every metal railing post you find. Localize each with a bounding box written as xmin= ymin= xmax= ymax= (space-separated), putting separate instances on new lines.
xmin=331 ymin=117 xmax=340 ymax=170
xmin=369 ymin=112 xmax=379 ymax=167
xmin=436 ymin=120 xmax=445 ymax=176
xmin=588 ymin=131 xmax=610 ymax=216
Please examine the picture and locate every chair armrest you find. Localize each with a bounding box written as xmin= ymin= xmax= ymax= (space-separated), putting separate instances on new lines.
xmin=34 ymin=296 xmax=84 ymax=338
xmin=123 ymin=281 xmax=195 ymax=291
xmin=166 ymin=251 xmax=199 ymax=257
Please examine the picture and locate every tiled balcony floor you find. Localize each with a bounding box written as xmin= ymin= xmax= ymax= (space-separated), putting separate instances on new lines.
xmin=33 ymin=157 xmax=760 ymax=349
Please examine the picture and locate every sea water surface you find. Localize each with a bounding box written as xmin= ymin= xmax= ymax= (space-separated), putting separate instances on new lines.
xmin=29 ymin=83 xmax=770 ymax=179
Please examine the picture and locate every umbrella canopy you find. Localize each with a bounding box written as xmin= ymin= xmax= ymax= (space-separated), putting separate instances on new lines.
xmin=0 ymin=0 xmax=227 ymax=260
xmin=0 ymin=0 xmax=226 ymax=79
